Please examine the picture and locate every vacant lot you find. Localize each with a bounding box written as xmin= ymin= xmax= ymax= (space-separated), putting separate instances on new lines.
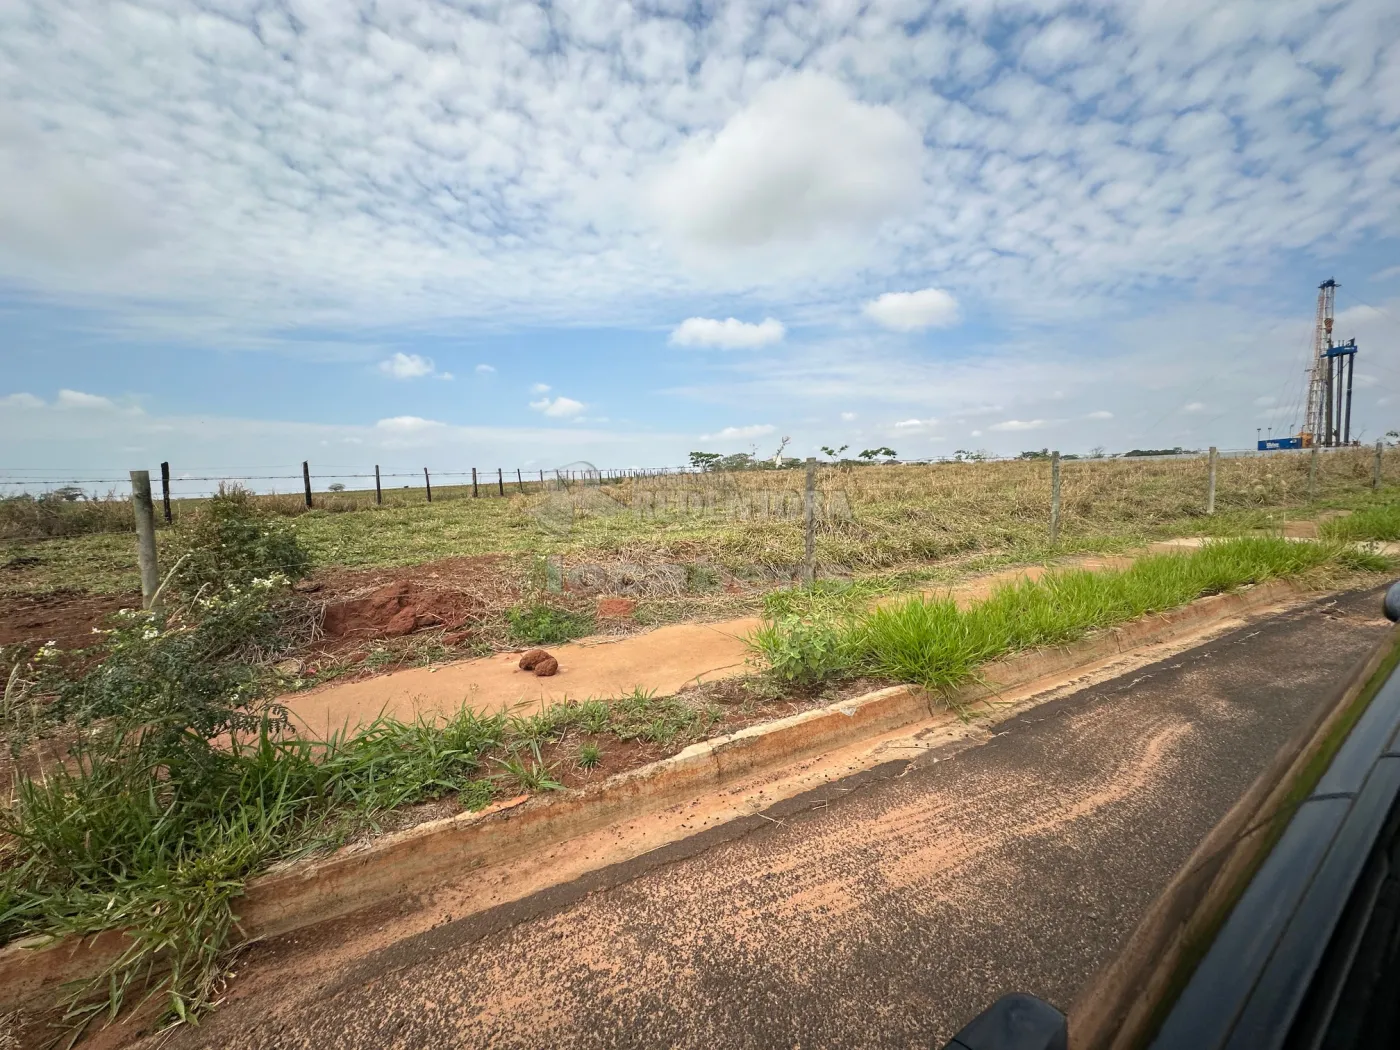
xmin=3 ymin=449 xmax=1394 ymax=600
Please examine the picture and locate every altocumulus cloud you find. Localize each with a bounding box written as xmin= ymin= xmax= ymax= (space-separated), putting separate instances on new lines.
xmin=0 ymin=1 xmax=1396 ymax=344
xmin=670 ymin=317 xmax=786 ymax=349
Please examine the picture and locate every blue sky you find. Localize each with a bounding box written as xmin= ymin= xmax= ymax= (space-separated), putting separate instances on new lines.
xmin=2 ymin=0 xmax=1400 ymax=492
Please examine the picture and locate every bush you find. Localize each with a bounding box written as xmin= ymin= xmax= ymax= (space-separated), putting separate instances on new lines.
xmin=50 ymin=578 xmax=291 ymax=746
xmin=167 ymin=484 xmax=311 ymax=594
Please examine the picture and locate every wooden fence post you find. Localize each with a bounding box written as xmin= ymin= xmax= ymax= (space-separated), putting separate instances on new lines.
xmin=1375 ymin=440 xmax=1384 ymax=490
xmin=130 ymin=470 xmax=160 ymax=611
xmin=498 ymin=468 xmax=504 ymax=496
xmin=472 ymin=467 xmax=479 ymax=497
xmin=1206 ymin=446 xmax=1218 ymax=515
xmin=302 ymin=461 xmax=312 ymax=509
xmin=424 ymin=467 xmax=432 ymax=502
xmin=1308 ymin=446 xmax=1318 ymax=502
xmin=517 ymin=468 xmax=524 ymax=494
xmin=1049 ymin=451 xmax=1062 ymax=545
xmin=159 ymin=461 xmax=172 ymax=524
xmin=803 ymin=457 xmax=817 ymax=588
xmin=374 ymin=465 xmax=382 ymax=505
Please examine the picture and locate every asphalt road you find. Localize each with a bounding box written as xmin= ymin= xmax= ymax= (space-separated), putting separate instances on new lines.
xmin=158 ymin=588 xmax=1392 ymax=1050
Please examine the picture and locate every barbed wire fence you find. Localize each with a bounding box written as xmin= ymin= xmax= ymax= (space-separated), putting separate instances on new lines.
xmin=3 ymin=442 xmax=1394 ymax=607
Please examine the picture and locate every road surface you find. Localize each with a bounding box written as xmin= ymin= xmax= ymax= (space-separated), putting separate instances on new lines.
xmin=152 ymin=587 xmax=1391 ymax=1050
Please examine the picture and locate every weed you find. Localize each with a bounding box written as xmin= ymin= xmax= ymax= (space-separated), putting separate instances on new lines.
xmin=683 ymin=562 xmax=721 ymax=592
xmin=505 ymin=604 xmax=593 ymax=645
xmin=577 ymin=742 xmax=602 ymax=769
xmin=748 ymin=610 xmax=853 ymax=687
xmin=167 ymin=484 xmax=311 ymax=594
xmin=1322 ymin=503 xmax=1400 ymax=543
xmin=575 ymin=699 xmax=611 ymax=734
xmin=496 ymin=744 xmax=563 ymax=792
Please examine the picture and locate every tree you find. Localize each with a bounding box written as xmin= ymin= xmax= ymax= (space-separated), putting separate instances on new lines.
xmin=858 ymin=447 xmax=897 ymax=462
xmin=952 ymin=449 xmax=989 ymax=462
xmin=328 ymin=482 xmax=346 ymax=492
xmin=1088 ymin=445 xmax=1106 ymax=459
xmin=820 ymin=444 xmax=849 ymax=460
xmin=770 ymin=436 xmax=791 ymax=466
xmin=1018 ymin=448 xmax=1052 ymax=460
xmin=688 ymin=451 xmax=722 ymax=471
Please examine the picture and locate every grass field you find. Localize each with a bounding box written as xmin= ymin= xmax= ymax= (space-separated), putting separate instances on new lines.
xmin=3 ymin=447 xmax=1397 ymax=597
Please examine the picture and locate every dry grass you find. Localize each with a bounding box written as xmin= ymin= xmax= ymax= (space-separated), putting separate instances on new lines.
xmin=3 ymin=448 xmax=1395 ymax=596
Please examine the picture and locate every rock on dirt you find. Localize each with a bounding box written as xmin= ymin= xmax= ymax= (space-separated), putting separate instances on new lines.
xmin=533 ymin=655 xmax=560 ymax=677
xmin=518 ymin=648 xmax=551 ymax=670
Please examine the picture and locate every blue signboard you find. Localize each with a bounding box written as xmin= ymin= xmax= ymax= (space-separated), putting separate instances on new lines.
xmin=1259 ymin=438 xmax=1304 ymax=450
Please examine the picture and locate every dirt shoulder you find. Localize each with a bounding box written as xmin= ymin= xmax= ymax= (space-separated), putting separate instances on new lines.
xmin=123 ymin=586 xmax=1392 ymax=1050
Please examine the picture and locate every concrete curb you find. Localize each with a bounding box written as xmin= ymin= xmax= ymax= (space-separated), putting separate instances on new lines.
xmin=0 ymin=576 xmax=1318 ymax=1015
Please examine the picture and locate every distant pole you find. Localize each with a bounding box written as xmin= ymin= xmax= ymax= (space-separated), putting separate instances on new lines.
xmin=497 ymin=467 xmax=505 ymax=496
xmin=302 ymin=461 xmax=312 ymax=509
xmin=424 ymin=467 xmax=432 ymax=502
xmin=1206 ymin=446 xmax=1218 ymax=515
xmin=130 ymin=470 xmax=160 ymax=611
xmin=159 ymin=461 xmax=172 ymax=524
xmin=472 ymin=467 xmax=479 ymax=497
xmin=516 ymin=468 xmax=524 ymax=494
xmin=374 ymin=465 xmax=382 ymax=505
xmin=1375 ymin=439 xmax=1384 ymax=490
xmin=1308 ymin=446 xmax=1318 ymax=502
xmin=539 ymin=469 xmax=545 ymax=487
xmin=1049 ymin=451 xmax=1062 ymax=545
xmin=803 ymin=457 xmax=817 ymax=588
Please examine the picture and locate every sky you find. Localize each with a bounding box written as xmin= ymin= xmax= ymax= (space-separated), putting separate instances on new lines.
xmin=2 ymin=0 xmax=1400 ymax=493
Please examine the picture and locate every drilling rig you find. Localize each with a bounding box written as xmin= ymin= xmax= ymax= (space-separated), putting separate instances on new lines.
xmin=1263 ymin=279 xmax=1360 ymax=450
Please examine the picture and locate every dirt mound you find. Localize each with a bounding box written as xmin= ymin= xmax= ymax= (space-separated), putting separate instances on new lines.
xmin=0 ymin=589 xmax=136 ymax=651
xmin=320 ymin=580 xmax=486 ymax=641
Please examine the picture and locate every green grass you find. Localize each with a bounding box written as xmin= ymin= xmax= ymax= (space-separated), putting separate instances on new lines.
xmin=751 ymin=537 xmax=1389 ymax=693
xmin=505 ymin=604 xmax=594 ymax=645
xmin=0 ymin=682 xmax=731 ymax=1038
xmin=1321 ymin=504 xmax=1400 ymax=542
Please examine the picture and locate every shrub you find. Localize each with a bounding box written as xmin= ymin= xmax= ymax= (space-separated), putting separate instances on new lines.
xmin=167 ymin=484 xmax=311 ymax=594
xmin=50 ymin=576 xmax=291 ymax=746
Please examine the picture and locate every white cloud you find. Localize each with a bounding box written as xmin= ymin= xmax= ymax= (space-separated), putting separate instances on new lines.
xmin=475 ymin=364 xmax=496 ymax=375
xmin=1086 ymin=410 xmax=1114 ymax=420
xmin=530 ymin=383 xmax=551 ymax=394
xmin=863 ymin=289 xmax=961 ymax=332
xmin=649 ymin=73 xmax=923 ymax=256
xmin=989 ymin=419 xmax=1045 ymax=432
xmin=0 ymin=2 xmax=1395 ymax=349
xmin=893 ymin=418 xmax=929 ymax=429
xmin=669 ymin=317 xmax=786 ymax=350
xmin=699 ymin=424 xmax=776 ymax=441
xmin=1 ymin=393 xmax=43 ymax=409
xmin=970 ymin=430 xmax=983 ymax=437
xmin=530 ymin=396 xmax=585 ymax=418
xmin=1182 ymin=402 xmax=1206 ymax=414
xmin=840 ymin=411 xmax=857 ymax=421
xmin=375 ymin=416 xmax=443 ymax=432
xmin=379 ymin=353 xmax=436 ymax=379
xmin=56 ymin=389 xmax=116 ymax=410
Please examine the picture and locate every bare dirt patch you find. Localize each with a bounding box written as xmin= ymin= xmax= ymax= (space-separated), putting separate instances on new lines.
xmin=0 ymin=588 xmax=135 ymax=651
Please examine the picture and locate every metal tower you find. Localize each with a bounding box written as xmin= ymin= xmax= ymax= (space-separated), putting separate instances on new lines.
xmin=1300 ymin=279 xmax=1358 ymax=448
